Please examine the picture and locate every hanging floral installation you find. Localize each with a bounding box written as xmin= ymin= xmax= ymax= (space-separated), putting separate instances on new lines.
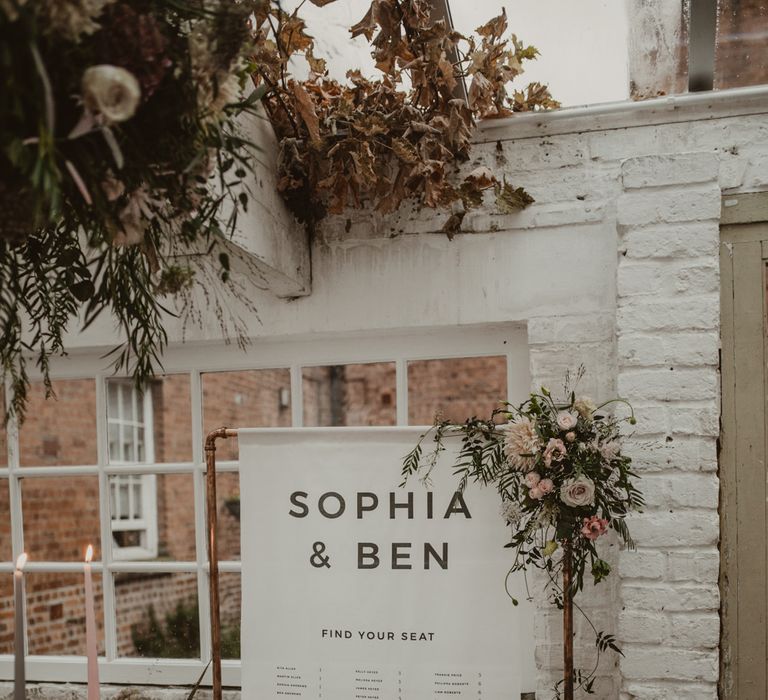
xmin=401 ymin=370 xmax=643 ymax=698
xmin=255 ymin=0 xmax=558 ymax=230
xmin=0 ymin=0 xmax=262 ymax=416
xmin=0 ymin=0 xmax=557 ymax=418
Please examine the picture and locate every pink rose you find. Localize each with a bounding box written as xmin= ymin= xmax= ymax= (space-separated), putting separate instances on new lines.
xmin=565 ymin=431 xmax=576 ymax=442
xmin=543 ymin=438 xmax=567 ymax=467
xmin=560 ymin=476 xmax=596 ymax=507
xmin=524 ymin=472 xmax=541 ymax=488
xmin=538 ymin=478 xmax=554 ymax=495
xmin=580 ymin=515 xmax=609 ymax=541
xmin=557 ymin=411 xmax=578 ymax=431
xmin=529 ymin=486 xmax=543 ymax=500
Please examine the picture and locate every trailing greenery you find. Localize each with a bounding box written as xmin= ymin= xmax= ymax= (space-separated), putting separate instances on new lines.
xmin=0 ymin=0 xmax=262 ymax=419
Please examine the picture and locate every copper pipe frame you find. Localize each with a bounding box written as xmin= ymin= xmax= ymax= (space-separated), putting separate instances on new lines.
xmin=205 ymin=427 xmax=237 ymax=700
xmin=562 ymin=539 xmax=574 ymax=700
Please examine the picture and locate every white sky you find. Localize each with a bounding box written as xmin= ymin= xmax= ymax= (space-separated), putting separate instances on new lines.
xmin=283 ymin=0 xmax=630 ymax=107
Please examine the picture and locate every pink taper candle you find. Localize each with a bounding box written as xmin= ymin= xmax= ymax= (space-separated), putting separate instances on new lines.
xmin=83 ymin=545 xmax=99 ymax=699
xmin=14 ymin=552 xmax=27 ymax=700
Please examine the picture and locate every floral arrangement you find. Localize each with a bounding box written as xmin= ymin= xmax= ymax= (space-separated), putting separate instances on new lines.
xmin=254 ymin=0 xmax=558 ymax=230
xmin=0 ymin=0 xmax=261 ymax=417
xmin=401 ymin=371 xmax=643 ymax=697
xmin=1 ymin=0 xmax=558 ymax=420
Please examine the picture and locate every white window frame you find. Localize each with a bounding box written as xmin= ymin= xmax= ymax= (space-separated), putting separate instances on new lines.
xmin=0 ymin=324 xmax=529 ymax=688
xmin=107 ymin=381 xmax=159 ymax=560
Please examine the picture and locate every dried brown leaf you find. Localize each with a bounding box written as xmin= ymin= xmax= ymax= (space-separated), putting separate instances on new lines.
xmin=350 ymin=4 xmax=376 ymax=41
xmin=391 ymin=137 xmax=419 ymax=164
xmin=495 ymin=180 xmax=534 ymax=213
xmin=467 ymin=71 xmax=493 ymax=113
xmin=465 ymin=166 xmax=496 ymax=189
xmin=476 ymin=8 xmax=508 ymax=40
xmin=291 ymin=82 xmax=321 ymax=143
xmin=441 ymin=211 xmax=465 ymax=239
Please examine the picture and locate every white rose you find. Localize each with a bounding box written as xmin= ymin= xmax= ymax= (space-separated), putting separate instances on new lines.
xmin=557 ymin=411 xmax=578 ymax=431
xmin=559 ymin=476 xmax=596 ymax=508
xmin=82 ymin=65 xmax=141 ymax=123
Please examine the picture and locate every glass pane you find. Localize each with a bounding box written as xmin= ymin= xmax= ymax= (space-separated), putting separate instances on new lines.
xmin=150 ymin=374 xmax=193 ymax=463
xmin=26 ymin=571 xmax=105 ymax=655
xmin=108 ymin=422 xmax=121 ymax=463
xmin=0 ymin=574 xmax=12 ymax=653
xmin=217 ymin=471 xmax=241 ymax=561
xmin=19 ymin=379 xmax=98 ymax=466
xmin=136 ymin=427 xmax=145 ymax=463
xmin=21 ymin=476 xmax=101 ymax=561
xmin=132 ymin=481 xmax=143 ymax=519
xmin=407 ymin=356 xmax=507 ymax=425
xmin=302 ymin=362 xmax=396 ymax=426
xmin=108 ymin=383 xmax=120 ymax=422
xmin=119 ymin=481 xmax=130 ymax=519
xmin=136 ymin=391 xmax=145 ymax=423
xmin=219 ymin=572 xmax=241 ymax=660
xmin=202 ymin=369 xmax=292 ymax=461
xmin=115 ymin=572 xmax=199 ymax=658
xmin=0 ymin=479 xmax=10 ymax=562
xmin=0 ymin=392 xmax=7 ymax=467
xmin=715 ymin=1 xmax=768 ymax=89
xmin=121 ymin=384 xmax=133 ymax=422
xmin=109 ymin=473 xmax=195 ymax=561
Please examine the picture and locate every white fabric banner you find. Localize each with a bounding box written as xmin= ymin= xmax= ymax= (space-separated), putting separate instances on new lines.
xmin=239 ymin=427 xmax=535 ymax=699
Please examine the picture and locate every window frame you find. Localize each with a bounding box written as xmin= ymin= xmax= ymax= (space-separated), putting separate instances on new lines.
xmin=107 ymin=381 xmax=159 ymax=560
xmin=0 ymin=324 xmax=529 ymax=687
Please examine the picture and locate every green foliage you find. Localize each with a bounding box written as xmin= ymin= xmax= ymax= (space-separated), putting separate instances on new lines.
xmin=131 ymin=600 xmax=241 ymax=660
xmin=131 ymin=601 xmax=200 ymax=659
xmin=0 ymin=0 xmax=262 ymax=420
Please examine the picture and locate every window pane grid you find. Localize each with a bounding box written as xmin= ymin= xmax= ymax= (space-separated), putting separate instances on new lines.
xmin=0 ymin=326 xmax=523 ymax=686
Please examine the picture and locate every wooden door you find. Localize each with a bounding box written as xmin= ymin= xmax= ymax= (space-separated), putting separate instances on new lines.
xmin=720 ymin=222 xmax=768 ymax=698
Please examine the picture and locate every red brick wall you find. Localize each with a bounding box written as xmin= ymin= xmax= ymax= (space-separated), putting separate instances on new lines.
xmin=408 ymin=356 xmax=508 ymax=424
xmin=0 ymin=572 xmax=105 ymax=656
xmin=152 ymin=375 xmax=193 ymax=463
xmin=18 ymin=380 xmax=97 ymax=466
xmin=22 ymin=477 xmax=101 ymax=561
xmin=155 ymin=474 xmax=196 ymax=560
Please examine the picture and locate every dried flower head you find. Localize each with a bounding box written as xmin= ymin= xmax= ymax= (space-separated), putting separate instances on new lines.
xmin=38 ymin=0 xmax=114 ymax=42
xmin=502 ymin=419 xmax=540 ymax=472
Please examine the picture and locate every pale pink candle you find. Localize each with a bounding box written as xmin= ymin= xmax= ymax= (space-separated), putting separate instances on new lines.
xmin=83 ymin=545 xmax=99 ymax=699
xmin=13 ymin=553 xmax=27 ymax=700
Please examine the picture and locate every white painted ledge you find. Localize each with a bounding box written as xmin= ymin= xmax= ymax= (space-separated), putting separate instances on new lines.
xmin=226 ymin=107 xmax=310 ymax=298
xmin=475 ymin=85 xmax=768 ymax=142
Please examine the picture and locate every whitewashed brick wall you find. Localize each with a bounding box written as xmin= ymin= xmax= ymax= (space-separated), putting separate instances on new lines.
xmin=448 ymin=109 xmax=765 ymax=698
xmin=615 ymin=153 xmax=721 ymax=700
